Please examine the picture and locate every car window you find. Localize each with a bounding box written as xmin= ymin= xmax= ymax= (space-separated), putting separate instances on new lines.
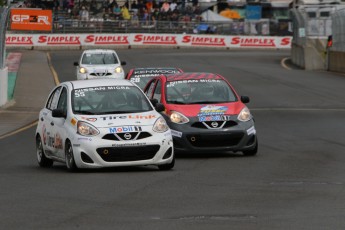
xmin=152 ymin=80 xmax=162 ymax=102
xmin=145 ymin=80 xmax=156 ymax=99
xmin=165 ymin=79 xmax=237 ymax=104
xmin=46 ymin=87 xmax=62 ymax=110
xmin=82 ymin=53 xmax=118 ymax=65
xmin=72 ymin=85 xmax=153 ymax=115
xmin=57 ymin=87 xmax=68 ymax=115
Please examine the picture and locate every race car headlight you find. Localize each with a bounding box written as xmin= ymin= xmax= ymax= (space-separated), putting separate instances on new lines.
xmin=79 ymin=67 xmax=87 ymax=74
xmin=170 ymin=111 xmax=189 ymax=124
xmin=153 ymin=117 xmax=169 ymax=133
xmin=238 ymin=107 xmax=251 ymax=122
xmin=115 ymin=66 xmax=123 ymax=74
xmin=77 ymin=121 xmax=99 ymax=136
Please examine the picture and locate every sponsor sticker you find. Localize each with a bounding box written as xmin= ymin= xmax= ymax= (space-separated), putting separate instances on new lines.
xmin=171 ymin=129 xmax=182 ymax=138
xmin=71 ymin=118 xmax=77 ymax=126
xmin=247 ymin=126 xmax=256 ymax=135
xmin=109 ymin=126 xmax=142 ymax=133
xmin=198 ymin=105 xmax=228 ymax=116
xmin=112 ymin=143 xmax=147 ymax=147
xmin=198 ymin=115 xmax=231 ymax=122
xmin=78 ymin=137 xmax=92 ymax=141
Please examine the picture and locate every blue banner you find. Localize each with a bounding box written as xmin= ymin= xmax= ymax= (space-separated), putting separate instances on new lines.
xmin=246 ymin=5 xmax=262 ymax=20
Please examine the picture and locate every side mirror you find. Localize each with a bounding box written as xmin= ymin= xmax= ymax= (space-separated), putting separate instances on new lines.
xmin=74 ymin=62 xmax=79 ymax=66
xmin=121 ymin=61 xmax=127 ymax=65
xmin=241 ymin=96 xmax=250 ymax=104
xmin=52 ymin=109 xmax=66 ymax=118
xmin=150 ymin=98 xmax=158 ymax=107
xmin=155 ymin=103 xmax=165 ymax=112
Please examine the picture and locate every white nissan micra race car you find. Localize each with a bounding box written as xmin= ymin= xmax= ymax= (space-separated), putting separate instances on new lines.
xmin=35 ymin=79 xmax=174 ymax=171
xmin=74 ymin=49 xmax=126 ymax=80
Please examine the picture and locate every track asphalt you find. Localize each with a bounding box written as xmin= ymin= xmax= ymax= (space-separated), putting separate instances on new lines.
xmin=0 ymin=50 xmax=56 ymax=139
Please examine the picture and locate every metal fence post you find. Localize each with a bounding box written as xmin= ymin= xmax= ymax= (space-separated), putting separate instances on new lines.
xmin=0 ymin=6 xmax=10 ymax=106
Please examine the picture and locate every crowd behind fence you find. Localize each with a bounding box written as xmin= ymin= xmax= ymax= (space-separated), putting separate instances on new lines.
xmin=6 ymin=16 xmax=293 ymax=36
xmin=3 ymin=0 xmax=293 ymax=36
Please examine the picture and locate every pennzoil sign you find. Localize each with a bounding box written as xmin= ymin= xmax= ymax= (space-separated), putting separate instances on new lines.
xmin=10 ymin=9 xmax=52 ymax=31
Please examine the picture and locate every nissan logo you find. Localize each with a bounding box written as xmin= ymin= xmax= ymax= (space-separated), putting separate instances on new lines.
xmin=124 ymin=133 xmax=132 ymax=140
xmin=211 ymin=122 xmax=218 ymax=128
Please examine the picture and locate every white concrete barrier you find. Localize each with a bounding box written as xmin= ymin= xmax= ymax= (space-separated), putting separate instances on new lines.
xmin=0 ymin=67 xmax=8 ymax=107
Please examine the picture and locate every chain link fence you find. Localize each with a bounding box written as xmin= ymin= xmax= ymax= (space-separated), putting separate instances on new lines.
xmin=0 ymin=6 xmax=10 ymax=69
xmin=290 ymin=5 xmax=337 ymax=46
xmin=331 ymin=8 xmax=345 ymax=52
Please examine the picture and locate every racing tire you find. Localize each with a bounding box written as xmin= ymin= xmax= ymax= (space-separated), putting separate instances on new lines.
xmin=242 ymin=140 xmax=258 ymax=156
xmin=36 ymin=136 xmax=54 ymax=167
xmin=65 ymin=140 xmax=78 ymax=172
xmin=158 ymin=155 xmax=175 ymax=171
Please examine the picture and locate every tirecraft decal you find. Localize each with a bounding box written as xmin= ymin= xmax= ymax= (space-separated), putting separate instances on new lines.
xmin=84 ymin=35 xmax=129 ymax=45
xmin=182 ymin=35 xmax=226 ymax=46
xmin=133 ymin=34 xmax=177 ymax=44
xmin=38 ymin=35 xmax=80 ymax=45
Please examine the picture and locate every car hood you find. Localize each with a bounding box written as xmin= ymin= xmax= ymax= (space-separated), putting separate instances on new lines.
xmin=73 ymin=111 xmax=159 ymax=128
xmin=81 ymin=64 xmax=121 ymax=71
xmin=165 ymin=102 xmax=246 ymax=117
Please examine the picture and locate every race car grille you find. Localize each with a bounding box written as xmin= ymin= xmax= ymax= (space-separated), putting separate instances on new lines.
xmin=90 ymin=72 xmax=111 ymax=77
xmin=186 ymin=133 xmax=244 ymax=147
xmin=102 ymin=132 xmax=152 ymax=141
xmin=96 ymin=145 xmax=160 ymax=162
xmin=191 ymin=120 xmax=238 ymax=129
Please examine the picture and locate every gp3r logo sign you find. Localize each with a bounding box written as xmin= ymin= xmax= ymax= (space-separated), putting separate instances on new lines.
xmin=12 ymin=15 xmax=50 ymax=25
xmin=10 ymin=9 xmax=52 ymax=31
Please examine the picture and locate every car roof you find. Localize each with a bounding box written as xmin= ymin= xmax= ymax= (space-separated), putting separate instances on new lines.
xmin=164 ymin=72 xmax=224 ymax=82
xmin=66 ymin=79 xmax=134 ymax=89
xmin=132 ymin=67 xmax=180 ymax=71
xmin=82 ymin=49 xmax=117 ymax=54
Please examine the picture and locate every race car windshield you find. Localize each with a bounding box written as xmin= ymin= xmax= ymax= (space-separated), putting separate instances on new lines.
xmin=72 ymin=86 xmax=153 ymax=115
xmin=130 ymin=68 xmax=181 ymax=89
xmin=81 ymin=53 xmax=118 ymax=65
xmin=166 ymin=79 xmax=237 ymax=104
xmin=130 ymin=76 xmax=152 ymax=89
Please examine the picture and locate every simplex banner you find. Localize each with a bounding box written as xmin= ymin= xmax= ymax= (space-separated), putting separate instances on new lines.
xmin=5 ymin=33 xmax=292 ymax=49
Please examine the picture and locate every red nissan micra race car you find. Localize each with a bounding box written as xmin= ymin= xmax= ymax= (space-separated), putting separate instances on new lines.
xmin=144 ymin=72 xmax=258 ymax=156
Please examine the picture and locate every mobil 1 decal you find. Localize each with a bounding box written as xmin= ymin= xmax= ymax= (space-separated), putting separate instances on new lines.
xmin=197 ymin=105 xmax=231 ymax=122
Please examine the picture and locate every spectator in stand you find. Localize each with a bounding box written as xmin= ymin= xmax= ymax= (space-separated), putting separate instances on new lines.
xmin=121 ymin=4 xmax=131 ymax=20
xmin=53 ymin=0 xmax=60 ymax=11
xmin=102 ymin=0 xmax=110 ymax=14
xmin=131 ymin=0 xmax=139 ymax=14
xmin=79 ymin=6 xmax=90 ymax=26
xmin=161 ymin=0 xmax=170 ymax=13
xmin=169 ymin=0 xmax=177 ymax=12
xmin=130 ymin=10 xmax=139 ymax=27
xmin=89 ymin=0 xmax=98 ymax=15
xmin=146 ymin=0 xmax=154 ymax=13
xmin=113 ymin=3 xmax=122 ymax=19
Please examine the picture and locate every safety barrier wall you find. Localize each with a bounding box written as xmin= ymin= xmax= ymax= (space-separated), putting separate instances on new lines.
xmin=5 ymin=33 xmax=292 ymax=49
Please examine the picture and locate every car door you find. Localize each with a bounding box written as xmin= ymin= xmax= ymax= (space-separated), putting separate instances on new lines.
xmin=52 ymin=86 xmax=69 ymax=159
xmin=43 ymin=86 xmax=62 ymax=157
